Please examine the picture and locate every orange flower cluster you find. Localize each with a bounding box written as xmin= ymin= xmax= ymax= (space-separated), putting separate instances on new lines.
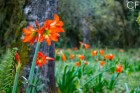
xmin=36 ymin=52 xmax=54 ymax=68
xmin=22 ymin=14 xmax=64 ymax=45
xmin=91 ymin=50 xmax=97 ymax=56
xmin=79 ymin=41 xmax=90 ymax=49
xmin=100 ymin=61 xmax=105 ymax=67
xmin=75 ymin=62 xmax=81 ymax=67
xmin=78 ymin=55 xmax=84 ymax=60
xmin=104 ymin=54 xmax=114 ymax=60
xmin=99 ymin=49 xmax=104 ymax=55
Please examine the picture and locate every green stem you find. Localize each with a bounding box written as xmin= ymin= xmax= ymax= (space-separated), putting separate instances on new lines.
xmin=12 ymin=72 xmax=20 ymax=93
xmin=32 ymin=67 xmax=39 ymax=93
xmin=26 ymin=42 xmax=41 ymax=93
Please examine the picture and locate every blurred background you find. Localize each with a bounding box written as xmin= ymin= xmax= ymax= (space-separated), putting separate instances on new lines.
xmin=0 ymin=0 xmax=140 ymax=52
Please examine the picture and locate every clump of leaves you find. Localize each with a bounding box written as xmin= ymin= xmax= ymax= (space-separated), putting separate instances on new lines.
xmin=0 ymin=48 xmax=18 ymax=93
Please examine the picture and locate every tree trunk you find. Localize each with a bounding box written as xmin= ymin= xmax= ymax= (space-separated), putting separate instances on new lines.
xmin=82 ymin=18 xmax=89 ymax=44
xmin=23 ymin=0 xmax=57 ymax=92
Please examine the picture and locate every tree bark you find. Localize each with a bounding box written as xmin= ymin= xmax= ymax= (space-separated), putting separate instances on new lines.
xmin=82 ymin=18 xmax=89 ymax=44
xmin=23 ymin=0 xmax=57 ymax=92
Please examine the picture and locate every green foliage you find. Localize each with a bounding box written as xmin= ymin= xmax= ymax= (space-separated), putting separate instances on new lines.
xmin=55 ymin=48 xmax=140 ymax=93
xmin=57 ymin=65 xmax=81 ymax=93
xmin=137 ymin=13 xmax=140 ymax=25
xmin=0 ymin=0 xmax=29 ymax=65
xmin=0 ymin=48 xmax=18 ymax=93
xmin=58 ymin=0 xmax=140 ymax=48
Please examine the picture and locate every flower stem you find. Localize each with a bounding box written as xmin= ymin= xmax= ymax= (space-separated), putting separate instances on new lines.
xmin=32 ymin=67 xmax=39 ymax=93
xmin=12 ymin=72 xmax=20 ymax=93
xmin=26 ymin=42 xmax=41 ymax=93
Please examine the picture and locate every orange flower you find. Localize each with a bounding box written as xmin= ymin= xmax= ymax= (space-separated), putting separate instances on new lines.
xmin=36 ymin=52 xmax=46 ymax=68
xmin=99 ymin=49 xmax=104 ymax=55
xmin=104 ymin=54 xmax=114 ymax=60
xmin=100 ymin=61 xmax=105 ymax=67
xmin=79 ymin=41 xmax=90 ymax=49
xmin=15 ymin=52 xmax=21 ymax=64
xmin=38 ymin=14 xmax=64 ymax=46
xmin=84 ymin=44 xmax=90 ymax=49
xmin=116 ymin=65 xmax=123 ymax=73
xmin=91 ymin=50 xmax=97 ymax=56
xmin=84 ymin=61 xmax=88 ymax=65
xmin=78 ymin=55 xmax=84 ymax=60
xmin=69 ymin=54 xmax=75 ymax=60
xmin=46 ymin=56 xmax=54 ymax=61
xmin=75 ymin=62 xmax=81 ymax=67
xmin=61 ymin=54 xmax=66 ymax=62
xmin=22 ymin=25 xmax=38 ymax=45
xmin=73 ymin=47 xmax=78 ymax=50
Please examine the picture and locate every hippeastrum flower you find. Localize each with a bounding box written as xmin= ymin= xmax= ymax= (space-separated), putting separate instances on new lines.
xmin=46 ymin=56 xmax=54 ymax=61
xmin=78 ymin=55 xmax=84 ymax=60
xmin=61 ymin=54 xmax=66 ymax=62
xmin=116 ymin=65 xmax=123 ymax=73
xmin=104 ymin=54 xmax=114 ymax=60
xmin=36 ymin=52 xmax=54 ymax=68
xmin=84 ymin=61 xmax=88 ymax=66
xmin=99 ymin=49 xmax=104 ymax=56
xmin=69 ymin=54 xmax=75 ymax=60
xmin=75 ymin=62 xmax=81 ymax=67
xmin=15 ymin=52 xmax=21 ymax=64
xmin=91 ymin=50 xmax=97 ymax=56
xmin=15 ymin=52 xmax=22 ymax=72
xmin=84 ymin=44 xmax=90 ymax=49
xmin=73 ymin=47 xmax=78 ymax=50
xmin=22 ymin=25 xmax=38 ymax=45
xmin=79 ymin=41 xmax=90 ymax=49
xmin=38 ymin=14 xmax=64 ymax=46
xmin=100 ymin=61 xmax=105 ymax=67
xmin=36 ymin=52 xmax=46 ymax=68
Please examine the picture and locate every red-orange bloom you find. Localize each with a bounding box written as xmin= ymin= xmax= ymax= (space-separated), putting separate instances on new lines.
xmin=36 ymin=52 xmax=46 ymax=68
xmin=84 ymin=61 xmax=88 ymax=65
xmin=92 ymin=50 xmax=97 ymax=56
xmin=38 ymin=14 xmax=64 ymax=46
xmin=100 ymin=61 xmax=105 ymax=67
xmin=79 ymin=41 xmax=90 ymax=49
xmin=99 ymin=49 xmax=104 ymax=55
xmin=84 ymin=44 xmax=90 ymax=49
xmin=69 ymin=54 xmax=75 ymax=60
xmin=61 ymin=54 xmax=66 ymax=62
xmin=75 ymin=62 xmax=81 ymax=67
xmin=116 ymin=65 xmax=123 ymax=73
xmin=73 ymin=47 xmax=78 ymax=50
xmin=15 ymin=52 xmax=21 ymax=64
xmin=104 ymin=54 xmax=114 ymax=60
xmin=22 ymin=25 xmax=38 ymax=45
xmin=46 ymin=57 xmax=54 ymax=61
xmin=78 ymin=55 xmax=84 ymax=60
